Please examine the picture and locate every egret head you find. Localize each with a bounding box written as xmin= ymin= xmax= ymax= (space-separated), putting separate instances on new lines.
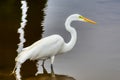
xmin=70 ymin=14 xmax=96 ymax=24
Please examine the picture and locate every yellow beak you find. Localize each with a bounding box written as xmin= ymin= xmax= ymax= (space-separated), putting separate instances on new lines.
xmin=79 ymin=16 xmax=96 ymax=24
xmin=83 ymin=17 xmax=96 ymax=24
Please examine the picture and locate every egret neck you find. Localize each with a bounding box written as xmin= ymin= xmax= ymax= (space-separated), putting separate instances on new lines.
xmin=61 ymin=16 xmax=77 ymax=53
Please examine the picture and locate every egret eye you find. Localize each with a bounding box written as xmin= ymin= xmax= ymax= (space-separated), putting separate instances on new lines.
xmin=79 ymin=16 xmax=83 ymax=19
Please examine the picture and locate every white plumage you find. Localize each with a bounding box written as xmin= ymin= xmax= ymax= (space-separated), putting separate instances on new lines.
xmin=13 ymin=14 xmax=96 ymax=80
xmin=15 ymin=35 xmax=64 ymax=63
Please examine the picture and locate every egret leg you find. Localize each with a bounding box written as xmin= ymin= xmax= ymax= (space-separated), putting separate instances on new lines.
xmin=50 ymin=56 xmax=55 ymax=77
xmin=51 ymin=64 xmax=54 ymax=74
xmin=42 ymin=60 xmax=48 ymax=74
xmin=36 ymin=60 xmax=47 ymax=76
xmin=42 ymin=59 xmax=45 ymax=67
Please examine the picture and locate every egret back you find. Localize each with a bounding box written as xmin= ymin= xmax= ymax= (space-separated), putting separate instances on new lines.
xmin=15 ymin=35 xmax=65 ymax=63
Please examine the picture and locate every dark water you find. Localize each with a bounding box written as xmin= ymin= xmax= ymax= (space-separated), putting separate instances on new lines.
xmin=0 ymin=0 xmax=75 ymax=80
xmin=0 ymin=0 xmax=120 ymax=80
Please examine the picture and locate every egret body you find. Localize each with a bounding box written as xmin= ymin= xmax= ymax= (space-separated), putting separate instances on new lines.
xmin=13 ymin=14 xmax=96 ymax=80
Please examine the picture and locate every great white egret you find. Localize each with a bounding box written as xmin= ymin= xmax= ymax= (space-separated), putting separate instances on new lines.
xmin=12 ymin=14 xmax=96 ymax=80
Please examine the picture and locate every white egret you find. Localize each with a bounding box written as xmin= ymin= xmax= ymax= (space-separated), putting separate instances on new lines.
xmin=13 ymin=14 xmax=96 ymax=80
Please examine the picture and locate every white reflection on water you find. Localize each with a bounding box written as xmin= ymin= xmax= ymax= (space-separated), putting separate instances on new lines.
xmin=43 ymin=0 xmax=120 ymax=80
